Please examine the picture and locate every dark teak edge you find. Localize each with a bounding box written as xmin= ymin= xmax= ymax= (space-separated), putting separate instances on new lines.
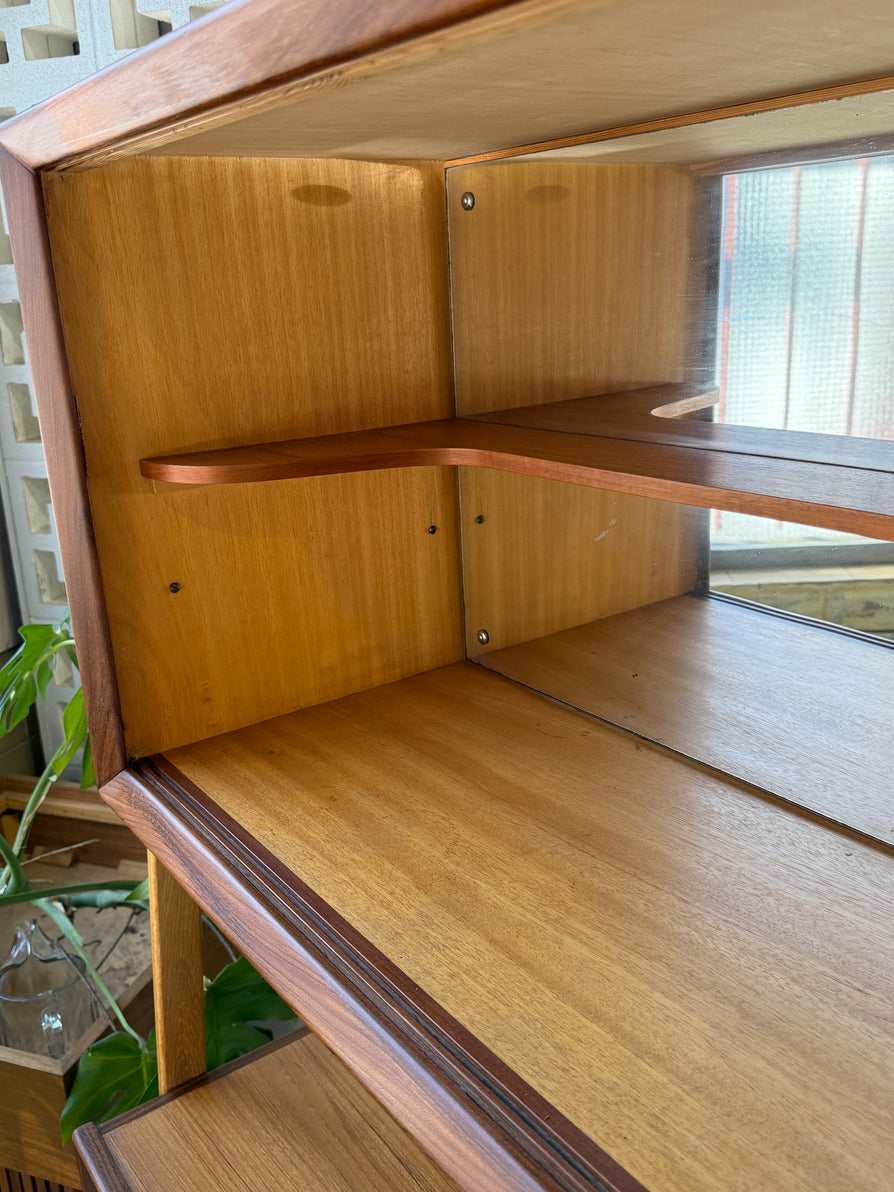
xmin=0 ymin=149 xmax=126 ymax=785
xmin=74 ymin=1123 xmax=131 ymax=1192
xmin=98 ymin=758 xmax=648 ymax=1192
xmin=72 ymin=1034 xmax=310 ymax=1192
xmin=0 ymin=0 xmax=533 ymax=171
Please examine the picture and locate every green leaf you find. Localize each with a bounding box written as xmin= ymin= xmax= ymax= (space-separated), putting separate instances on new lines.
xmin=2 ymin=672 xmax=36 ymax=733
xmin=80 ymin=734 xmax=96 ymax=789
xmin=203 ymin=955 xmax=297 ymax=1070
xmin=0 ymin=879 xmax=139 ymax=908
xmin=0 ymin=831 xmax=29 ymax=896
xmin=60 ymin=1031 xmax=156 ymax=1143
xmin=50 ymin=688 xmax=87 ymax=777
xmin=205 ymin=1021 xmax=272 ymax=1070
xmin=36 ymin=657 xmax=54 ymax=699
xmin=125 ymin=876 xmax=150 ymax=902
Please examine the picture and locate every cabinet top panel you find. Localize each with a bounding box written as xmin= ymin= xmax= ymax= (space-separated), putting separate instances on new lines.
xmin=5 ymin=0 xmax=894 ymax=170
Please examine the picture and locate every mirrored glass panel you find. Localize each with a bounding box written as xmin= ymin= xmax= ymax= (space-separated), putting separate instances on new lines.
xmin=459 ymin=469 xmax=894 ymax=844
xmin=447 ymin=90 xmax=894 ymax=456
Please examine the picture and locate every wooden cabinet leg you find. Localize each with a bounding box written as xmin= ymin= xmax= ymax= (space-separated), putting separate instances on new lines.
xmin=147 ymin=852 xmax=206 ymax=1093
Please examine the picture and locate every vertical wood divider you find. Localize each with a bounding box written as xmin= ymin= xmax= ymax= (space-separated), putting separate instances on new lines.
xmin=147 ymin=852 xmax=206 ymax=1092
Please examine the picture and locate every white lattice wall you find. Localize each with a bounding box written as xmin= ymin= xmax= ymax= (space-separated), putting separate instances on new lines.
xmin=0 ymin=0 xmax=225 ymax=768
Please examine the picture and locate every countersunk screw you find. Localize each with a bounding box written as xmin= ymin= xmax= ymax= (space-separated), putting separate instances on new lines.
xmin=168 ymin=582 xmax=181 ymax=593
xmin=475 ymin=514 xmax=486 ymax=524
xmin=428 ymin=524 xmax=438 ymax=534
xmin=461 ymin=192 xmax=475 ymax=211
xmin=476 ymin=629 xmax=490 ymax=645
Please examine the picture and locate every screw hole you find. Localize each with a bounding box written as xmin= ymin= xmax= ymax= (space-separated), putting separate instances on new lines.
xmin=475 ymin=514 xmax=485 ymax=524
xmin=428 ymin=525 xmax=438 ymax=534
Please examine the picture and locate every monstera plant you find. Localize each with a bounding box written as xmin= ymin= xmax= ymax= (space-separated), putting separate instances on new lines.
xmin=0 ymin=612 xmax=297 ymax=1139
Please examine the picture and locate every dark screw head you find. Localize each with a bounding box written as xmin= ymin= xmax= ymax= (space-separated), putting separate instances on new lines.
xmin=475 ymin=514 xmax=486 ymax=524
xmin=460 ymin=192 xmax=475 ymax=211
xmin=428 ymin=525 xmax=438 ymax=534
xmin=168 ymin=582 xmax=181 ymax=593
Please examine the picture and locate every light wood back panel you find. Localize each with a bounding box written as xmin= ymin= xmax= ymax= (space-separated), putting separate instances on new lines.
xmin=43 ymin=156 xmax=462 ymax=756
xmin=460 ymin=469 xmax=702 ymax=653
xmin=448 ymin=161 xmax=706 ymax=416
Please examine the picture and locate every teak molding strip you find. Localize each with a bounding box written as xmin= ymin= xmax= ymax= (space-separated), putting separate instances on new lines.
xmin=0 ymin=148 xmax=127 ymax=786
xmin=140 ymin=413 xmax=894 ymax=539
xmin=100 ymin=759 xmax=645 ymax=1192
xmin=0 ymin=0 xmax=546 ymax=171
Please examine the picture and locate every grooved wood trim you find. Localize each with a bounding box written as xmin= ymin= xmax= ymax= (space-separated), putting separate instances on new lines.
xmin=74 ymin=1124 xmax=132 ymax=1192
xmin=139 ymin=417 xmax=894 ymax=539
xmin=0 ymin=149 xmax=126 ymax=786
xmin=43 ymin=156 xmax=463 ymax=758
xmin=0 ymin=0 xmax=539 ymax=169
xmin=148 ymin=854 xmax=206 ymax=1093
xmin=99 ymin=763 xmax=640 ymax=1192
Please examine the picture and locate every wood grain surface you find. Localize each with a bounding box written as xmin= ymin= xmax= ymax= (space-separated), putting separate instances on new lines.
xmin=43 ymin=155 xmax=462 ymax=758
xmin=459 ymin=470 xmax=702 ymax=653
xmin=0 ymin=0 xmax=543 ymax=168
xmin=6 ymin=0 xmax=894 ymax=171
xmin=139 ymin=417 xmax=894 ymax=539
xmin=84 ymin=1031 xmax=464 ymax=1192
xmin=101 ymin=767 xmax=591 ymax=1192
xmin=0 ymin=150 xmax=126 ymax=785
xmin=143 ymin=661 xmax=894 ymax=1192
xmin=472 ymin=384 xmax=894 ymax=470
xmin=0 ymin=1059 xmax=80 ymax=1186
xmin=447 ymin=162 xmax=704 ymax=416
xmin=148 ymin=854 xmax=206 ymax=1092
xmin=479 ymin=592 xmax=894 ymax=843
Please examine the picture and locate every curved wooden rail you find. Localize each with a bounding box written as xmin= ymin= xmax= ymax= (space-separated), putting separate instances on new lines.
xmin=140 ymin=413 xmax=894 ymax=539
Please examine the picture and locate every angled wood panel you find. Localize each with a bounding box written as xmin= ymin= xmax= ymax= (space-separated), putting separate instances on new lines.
xmin=43 ymin=156 xmax=462 ymax=756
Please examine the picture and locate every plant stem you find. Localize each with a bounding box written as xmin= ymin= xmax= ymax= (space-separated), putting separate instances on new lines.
xmin=36 ymin=896 xmax=145 ymax=1048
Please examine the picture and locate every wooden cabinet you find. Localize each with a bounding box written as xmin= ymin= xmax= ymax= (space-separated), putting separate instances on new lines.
xmin=1 ymin=3 xmax=893 ymax=1189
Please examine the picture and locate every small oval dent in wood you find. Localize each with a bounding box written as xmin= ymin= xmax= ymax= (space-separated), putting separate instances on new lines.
xmin=524 ymin=185 xmax=570 ymax=205
xmin=292 ymin=185 xmax=351 ymax=207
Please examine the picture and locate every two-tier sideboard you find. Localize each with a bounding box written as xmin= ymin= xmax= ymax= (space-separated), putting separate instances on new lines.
xmin=2 ymin=2 xmax=893 ymax=1190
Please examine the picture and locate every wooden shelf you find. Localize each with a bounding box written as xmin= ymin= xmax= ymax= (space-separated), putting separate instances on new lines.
xmin=75 ymin=1029 xmax=462 ymax=1192
xmin=101 ymin=663 xmax=894 ymax=1192
xmin=476 ymin=592 xmax=894 ymax=844
xmin=139 ymin=409 xmax=894 ymax=540
xmin=472 ymin=384 xmax=894 ymax=471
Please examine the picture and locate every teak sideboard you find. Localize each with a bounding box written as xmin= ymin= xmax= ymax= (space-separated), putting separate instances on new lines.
xmin=2 ymin=2 xmax=893 ymax=1190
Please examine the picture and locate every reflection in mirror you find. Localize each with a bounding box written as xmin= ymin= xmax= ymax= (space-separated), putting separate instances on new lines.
xmin=460 ymin=469 xmax=894 ymax=844
xmin=717 ymin=157 xmax=894 ymax=441
xmin=447 ymin=92 xmax=894 ymax=456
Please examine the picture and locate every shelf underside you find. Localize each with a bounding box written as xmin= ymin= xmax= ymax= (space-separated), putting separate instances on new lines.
xmin=478 ymin=592 xmax=894 ymax=844
xmin=103 ymin=662 xmax=894 ymax=1192
xmin=139 ymin=403 xmax=894 ymax=539
xmin=77 ymin=1030 xmax=462 ymax=1192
